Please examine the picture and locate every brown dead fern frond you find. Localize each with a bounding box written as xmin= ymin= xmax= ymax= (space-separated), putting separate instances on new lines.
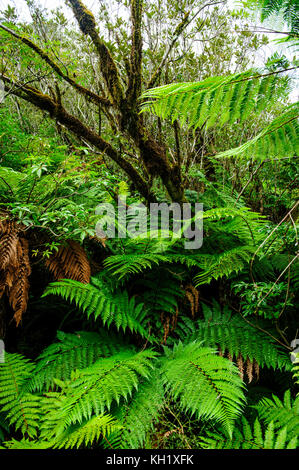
xmin=246 ymin=358 xmax=254 ymax=383
xmin=185 ymin=284 xmax=199 ymax=318
xmin=45 ymin=240 xmax=91 ymax=283
xmin=222 ymin=350 xmax=258 ymax=383
xmin=237 ymin=353 xmax=244 ymax=381
xmin=8 ymin=238 xmax=31 ymax=326
xmin=0 ymin=219 xmax=19 ymax=270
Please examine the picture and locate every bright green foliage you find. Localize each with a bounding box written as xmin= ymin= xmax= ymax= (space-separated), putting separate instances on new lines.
xmin=200 ymin=417 xmax=297 ymax=448
xmin=27 ymin=330 xmax=130 ymax=392
xmin=0 ymin=354 xmax=41 ymax=438
xmin=50 ymin=349 xmax=157 ymax=431
xmin=110 ymin=371 xmax=165 ymax=449
xmin=142 ymin=70 xmax=297 ymax=161
xmin=43 ymin=278 xmax=149 ymax=337
xmin=0 ymin=334 xmax=248 ymax=449
xmin=49 ymin=414 xmax=120 ymax=449
xmin=162 ymin=342 xmax=245 ymax=436
xmin=3 ymin=439 xmax=52 ymax=449
xmin=216 ymin=103 xmax=299 ymax=159
xmin=141 ymin=70 xmax=284 ymax=129
xmin=181 ymin=302 xmax=290 ymax=370
xmin=256 ymin=390 xmax=299 ymax=438
xmin=104 ymin=253 xmax=169 ymax=280
xmin=249 ymin=0 xmax=299 ymax=36
xmin=194 ymin=245 xmax=256 ymax=286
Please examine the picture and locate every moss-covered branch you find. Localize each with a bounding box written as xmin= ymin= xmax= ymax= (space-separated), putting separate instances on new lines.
xmin=126 ymin=0 xmax=143 ymax=106
xmin=1 ymin=74 xmax=152 ymax=200
xmin=0 ymin=23 xmax=113 ymax=109
xmin=67 ymin=0 xmax=125 ymax=107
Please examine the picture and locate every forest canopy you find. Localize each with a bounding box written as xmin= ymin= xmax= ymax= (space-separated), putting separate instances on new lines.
xmin=0 ymin=0 xmax=298 ymax=451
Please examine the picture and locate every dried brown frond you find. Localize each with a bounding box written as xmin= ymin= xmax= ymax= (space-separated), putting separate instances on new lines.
xmin=185 ymin=291 xmax=195 ymax=317
xmin=170 ymin=306 xmax=179 ymax=332
xmin=0 ymin=219 xmax=19 ymax=270
xmin=45 ymin=240 xmax=91 ymax=284
xmin=254 ymin=360 xmax=260 ymax=381
xmin=161 ymin=313 xmax=170 ymax=344
xmin=7 ymin=238 xmax=31 ymax=326
xmin=246 ymin=358 xmax=254 ymax=383
xmin=227 ymin=352 xmax=233 ymax=362
xmin=237 ymin=353 xmax=244 ymax=381
xmin=185 ymin=284 xmax=199 ymax=318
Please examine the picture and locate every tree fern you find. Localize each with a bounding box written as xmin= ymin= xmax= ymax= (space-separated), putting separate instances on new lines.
xmin=250 ymin=0 xmax=299 ymax=36
xmin=49 ymin=349 xmax=157 ymax=435
xmin=162 ymin=341 xmax=245 ymax=437
xmin=194 ymin=245 xmax=256 ymax=286
xmin=52 ymin=414 xmax=120 ymax=449
xmin=109 ymin=370 xmax=165 ymax=449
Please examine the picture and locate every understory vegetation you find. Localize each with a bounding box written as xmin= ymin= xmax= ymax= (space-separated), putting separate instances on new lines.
xmin=0 ymin=0 xmax=298 ymax=450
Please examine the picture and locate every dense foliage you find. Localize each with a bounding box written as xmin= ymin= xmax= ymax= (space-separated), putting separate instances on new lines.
xmin=0 ymin=0 xmax=298 ymax=450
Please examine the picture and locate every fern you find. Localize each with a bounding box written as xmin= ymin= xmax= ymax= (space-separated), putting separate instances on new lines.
xmin=183 ymin=302 xmax=290 ymax=371
xmin=104 ymin=253 xmax=169 ymax=280
xmin=215 ymin=103 xmax=299 ymax=159
xmin=3 ymin=438 xmax=52 ymax=449
xmin=0 ymin=353 xmax=41 ymax=438
xmin=27 ymin=330 xmax=131 ymax=392
xmin=42 ymin=277 xmax=149 ymax=337
xmin=53 ymin=414 xmax=120 ymax=449
xmin=141 ymin=70 xmax=284 ymax=129
xmin=200 ymin=417 xmax=297 ymax=448
xmin=49 ymin=349 xmax=157 ymax=435
xmin=256 ymin=390 xmax=299 ymax=438
xmin=162 ymin=341 xmax=245 ymax=436
xmin=194 ymin=245 xmax=256 ymax=286
xmin=109 ymin=370 xmax=165 ymax=449
xmin=252 ymin=0 xmax=299 ymax=35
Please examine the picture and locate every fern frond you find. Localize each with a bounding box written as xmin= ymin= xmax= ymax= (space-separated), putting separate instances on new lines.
xmin=256 ymin=390 xmax=299 ymax=437
xmin=215 ymin=103 xmax=299 ymax=159
xmin=27 ymin=330 xmax=130 ymax=392
xmin=184 ymin=304 xmax=290 ymax=371
xmin=3 ymin=438 xmax=52 ymax=449
xmin=141 ymin=70 xmax=283 ymax=129
xmin=54 ymin=414 xmax=120 ymax=449
xmin=194 ymin=245 xmax=255 ymax=286
xmin=162 ymin=342 xmax=245 ymax=436
xmin=49 ymin=349 xmax=157 ymax=434
xmin=110 ymin=370 xmax=165 ymax=449
xmin=0 ymin=353 xmax=40 ymax=437
xmin=104 ymin=253 xmax=168 ymax=280
xmin=200 ymin=417 xmax=297 ymax=448
xmin=45 ymin=240 xmax=91 ymax=284
xmin=42 ymin=278 xmax=149 ymax=337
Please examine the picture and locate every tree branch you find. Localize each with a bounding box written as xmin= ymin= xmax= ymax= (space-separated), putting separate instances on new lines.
xmin=0 ymin=23 xmax=113 ymax=108
xmin=126 ymin=0 xmax=143 ymax=105
xmin=147 ymin=11 xmax=191 ymax=90
xmin=1 ymin=74 xmax=151 ymax=200
xmin=66 ymin=0 xmax=124 ymax=107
